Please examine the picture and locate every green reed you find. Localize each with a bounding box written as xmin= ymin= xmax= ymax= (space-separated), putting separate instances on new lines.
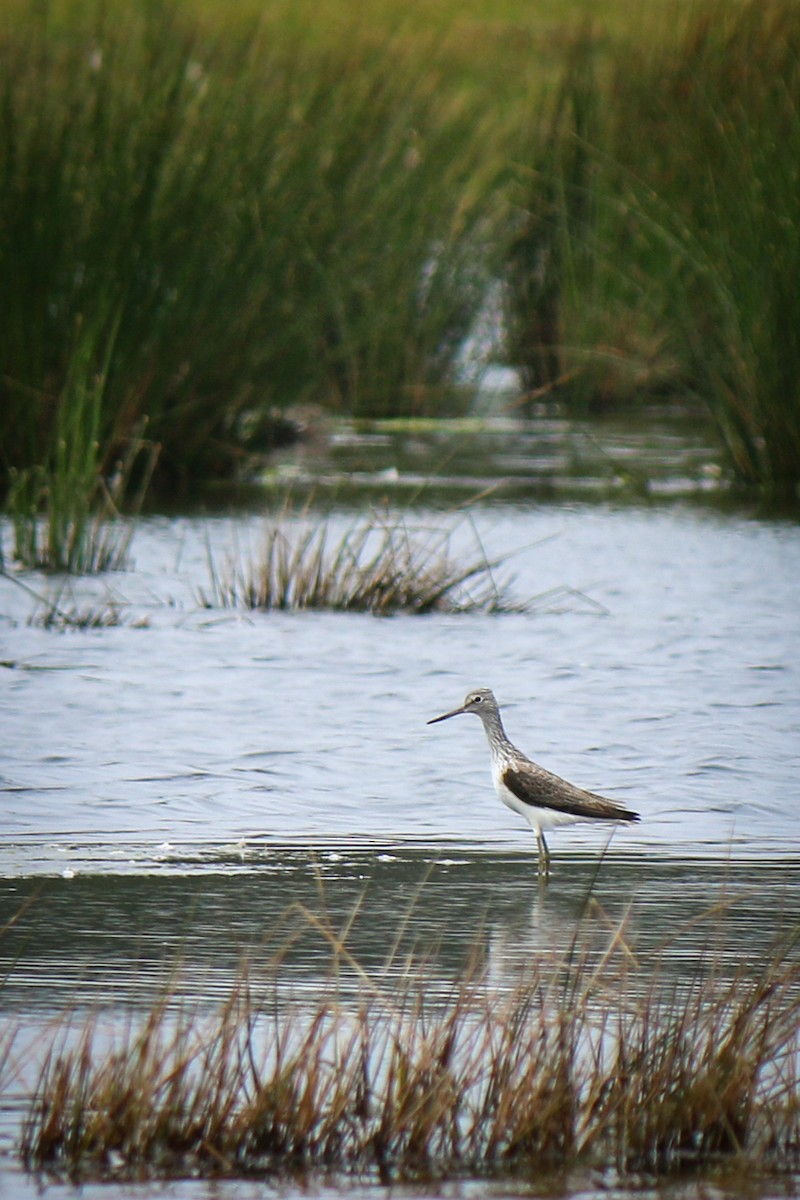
xmin=0 ymin=0 xmax=511 ymax=511
xmin=18 ymin=895 xmax=800 ymax=1181
xmin=506 ymin=0 xmax=800 ymax=494
xmin=5 ymin=309 xmax=158 ymax=572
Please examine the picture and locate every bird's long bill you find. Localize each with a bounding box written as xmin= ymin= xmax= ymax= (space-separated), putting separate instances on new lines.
xmin=427 ymin=705 xmax=466 ymax=725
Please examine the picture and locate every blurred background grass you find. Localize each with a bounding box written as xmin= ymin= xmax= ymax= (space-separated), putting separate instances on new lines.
xmin=1 ymin=0 xmax=798 ymax=568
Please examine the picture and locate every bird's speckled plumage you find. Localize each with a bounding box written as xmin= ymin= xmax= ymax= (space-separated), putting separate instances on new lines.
xmin=428 ymin=687 xmax=639 ymax=875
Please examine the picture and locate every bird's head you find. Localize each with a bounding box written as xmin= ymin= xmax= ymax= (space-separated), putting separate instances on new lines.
xmin=427 ymin=687 xmax=498 ymax=725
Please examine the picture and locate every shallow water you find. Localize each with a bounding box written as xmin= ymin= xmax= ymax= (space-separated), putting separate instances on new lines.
xmin=2 ymin=504 xmax=798 ymax=868
xmin=1 ymin=494 xmax=800 ymax=1198
xmin=267 ymin=407 xmax=725 ymax=502
xmin=2 ymin=851 xmax=800 ymax=1199
xmin=2 ymin=850 xmax=800 ymax=1009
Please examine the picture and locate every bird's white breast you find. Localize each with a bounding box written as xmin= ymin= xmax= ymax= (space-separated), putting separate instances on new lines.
xmin=491 ymin=757 xmax=584 ymax=832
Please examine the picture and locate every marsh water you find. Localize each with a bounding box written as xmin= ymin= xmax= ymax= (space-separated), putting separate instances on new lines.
xmin=1 ymin=413 xmax=800 ymax=1199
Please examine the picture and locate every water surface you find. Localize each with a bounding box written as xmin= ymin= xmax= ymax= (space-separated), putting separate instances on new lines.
xmin=1 ymin=496 xmax=799 ymax=1199
xmin=2 ymin=504 xmax=798 ymax=870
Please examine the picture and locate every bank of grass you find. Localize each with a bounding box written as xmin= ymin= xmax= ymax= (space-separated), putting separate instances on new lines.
xmin=4 ymin=0 xmax=799 ymax=544
xmin=507 ymin=0 xmax=800 ymax=494
xmin=18 ymin=897 xmax=800 ymax=1182
xmin=0 ymin=0 xmax=512 ymax=505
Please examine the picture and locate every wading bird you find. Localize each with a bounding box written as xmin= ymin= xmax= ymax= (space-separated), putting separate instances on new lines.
xmin=427 ymin=687 xmax=640 ymax=877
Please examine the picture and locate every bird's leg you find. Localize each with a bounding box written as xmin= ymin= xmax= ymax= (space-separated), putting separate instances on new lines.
xmin=536 ymin=830 xmax=551 ymax=878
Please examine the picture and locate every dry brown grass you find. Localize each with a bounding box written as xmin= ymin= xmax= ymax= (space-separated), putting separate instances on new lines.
xmin=18 ymin=898 xmax=800 ymax=1183
xmin=200 ymin=511 xmax=523 ymax=615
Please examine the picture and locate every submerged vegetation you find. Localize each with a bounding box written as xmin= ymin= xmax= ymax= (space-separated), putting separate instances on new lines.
xmin=17 ymin=894 xmax=800 ymax=1183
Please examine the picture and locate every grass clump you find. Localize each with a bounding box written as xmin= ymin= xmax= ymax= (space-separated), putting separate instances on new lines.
xmin=201 ymin=511 xmax=522 ymax=615
xmin=26 ymin=599 xmax=136 ymax=631
xmin=18 ymin=901 xmax=800 ymax=1182
xmin=506 ymin=0 xmax=800 ymax=495
xmin=6 ymin=372 xmax=158 ymax=573
xmin=0 ymin=566 xmax=147 ymax=629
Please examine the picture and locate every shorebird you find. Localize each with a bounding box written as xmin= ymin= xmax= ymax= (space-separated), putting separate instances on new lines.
xmin=427 ymin=687 xmax=639 ymax=876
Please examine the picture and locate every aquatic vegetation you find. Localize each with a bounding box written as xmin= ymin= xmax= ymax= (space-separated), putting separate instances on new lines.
xmin=26 ymin=600 xmax=135 ymax=631
xmin=0 ymin=0 xmax=510 ymax=506
xmin=5 ymin=314 xmax=158 ymax=572
xmin=4 ymin=0 xmax=799 ymax=512
xmin=506 ymin=0 xmax=800 ymax=494
xmin=0 ymin=545 xmax=146 ymax=627
xmin=7 ymin=435 xmax=157 ymax=575
xmin=18 ymin=899 xmax=800 ymax=1182
xmin=201 ymin=512 xmax=523 ymax=615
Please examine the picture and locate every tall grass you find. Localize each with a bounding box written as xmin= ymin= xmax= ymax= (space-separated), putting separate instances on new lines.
xmin=18 ymin=899 xmax=800 ymax=1181
xmin=5 ymin=309 xmax=158 ymax=571
xmin=0 ymin=0 xmax=511 ymax=506
xmin=8 ymin=0 xmax=798 ymax=510
xmin=506 ymin=0 xmax=800 ymax=493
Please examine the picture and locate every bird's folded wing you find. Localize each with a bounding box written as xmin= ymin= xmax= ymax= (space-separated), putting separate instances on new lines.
xmin=502 ymin=764 xmax=639 ymax=821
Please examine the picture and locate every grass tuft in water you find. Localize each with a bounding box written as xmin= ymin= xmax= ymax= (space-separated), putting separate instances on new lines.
xmin=7 ymin=382 xmax=159 ymax=575
xmin=201 ymin=511 xmax=523 ymax=615
xmin=26 ymin=600 xmax=133 ymax=631
xmin=0 ymin=563 xmax=147 ymax=629
xmin=17 ymin=900 xmax=800 ymax=1182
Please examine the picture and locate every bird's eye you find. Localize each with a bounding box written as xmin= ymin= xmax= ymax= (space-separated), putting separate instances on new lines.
xmin=472 ymin=694 xmax=482 ymax=703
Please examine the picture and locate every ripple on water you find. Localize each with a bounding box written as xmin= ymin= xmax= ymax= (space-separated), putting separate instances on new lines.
xmin=0 ymin=504 xmax=798 ymax=860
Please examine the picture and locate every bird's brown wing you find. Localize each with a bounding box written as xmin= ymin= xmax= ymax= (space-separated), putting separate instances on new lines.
xmin=502 ymin=763 xmax=640 ymax=822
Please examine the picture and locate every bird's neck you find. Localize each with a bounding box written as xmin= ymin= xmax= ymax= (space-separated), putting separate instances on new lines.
xmin=480 ymin=711 xmax=513 ymax=759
